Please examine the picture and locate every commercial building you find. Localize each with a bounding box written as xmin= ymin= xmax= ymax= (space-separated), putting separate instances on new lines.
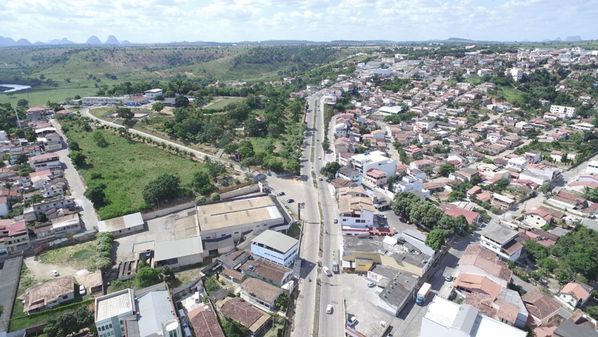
xmin=377 ymin=270 xmax=419 ymax=316
xmin=95 ymin=289 xmax=136 ymax=337
xmin=196 ymin=196 xmax=286 ymax=255
xmin=250 ymin=230 xmax=298 ymax=267
xmin=95 ymin=284 xmax=181 ymax=337
xmin=98 ymin=212 xmax=145 ymax=237
xmin=21 ymin=276 xmax=75 ymax=315
xmin=153 ymin=237 xmax=204 ymax=269
xmin=338 ymin=193 xmax=376 ymax=229
xmin=420 ymin=297 xmax=526 ymax=337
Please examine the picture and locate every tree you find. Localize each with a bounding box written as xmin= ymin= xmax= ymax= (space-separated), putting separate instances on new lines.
xmin=191 ymin=171 xmax=215 ymax=195
xmin=44 ymin=307 xmax=94 ymax=337
xmin=584 ymin=187 xmax=598 ymax=202
xmin=237 ymin=141 xmax=255 ymax=160
xmin=17 ymin=99 xmax=29 ymax=109
xmin=426 ymin=228 xmax=446 ymax=251
xmin=68 ymin=140 xmax=80 ymax=151
xmin=586 ymin=306 xmax=598 ymax=320
xmin=143 ymin=174 xmax=181 ymax=207
xmin=221 ymin=319 xmax=243 ymax=337
xmin=135 ymin=264 xmax=161 ymax=288
xmin=69 ymin=151 xmax=87 ymax=168
xmin=275 ymin=293 xmax=289 ymax=311
xmin=320 ymin=162 xmax=341 ymax=180
xmin=92 ymin=131 xmax=109 ymax=148
xmin=152 ymin=102 xmax=165 ymax=112
xmin=85 ymin=184 xmax=107 ymax=207
xmin=438 ymin=164 xmax=456 ymax=177
xmin=174 ymin=95 xmax=189 ymax=108
xmin=116 ymin=107 xmax=134 ymax=124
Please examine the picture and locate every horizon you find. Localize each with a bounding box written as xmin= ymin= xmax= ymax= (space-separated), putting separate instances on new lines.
xmin=1 ymin=0 xmax=597 ymax=44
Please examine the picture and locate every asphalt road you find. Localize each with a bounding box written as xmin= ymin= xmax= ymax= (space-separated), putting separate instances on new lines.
xmin=50 ymin=118 xmax=99 ymax=230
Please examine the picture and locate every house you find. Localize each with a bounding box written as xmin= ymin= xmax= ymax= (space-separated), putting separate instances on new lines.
xmin=97 ymin=212 xmax=145 ymax=237
xmin=457 ymin=243 xmax=512 ymax=287
xmin=480 ymin=222 xmax=523 ymax=262
xmin=240 ymin=259 xmax=294 ymax=288
xmin=441 ymin=204 xmax=480 ymax=225
xmin=420 ymin=297 xmax=526 ymax=337
xmin=49 ymin=213 xmax=82 ymax=237
xmin=550 ymin=190 xmax=587 ymax=210
xmin=550 ymin=105 xmax=576 ymax=119
xmin=524 ymin=206 xmax=566 ymax=228
xmin=506 ymin=157 xmax=528 ymax=172
xmin=553 ymin=313 xmax=598 ymax=337
xmin=491 ymin=193 xmax=515 ymax=210
xmin=364 ymin=168 xmax=388 ymax=187
xmin=0 ymin=219 xmax=30 ymax=254
xmin=522 ymin=291 xmax=563 ymax=326
xmin=21 ymin=276 xmax=75 ymax=314
xmin=557 ymin=282 xmax=592 ymax=310
xmin=336 ymin=165 xmax=360 ymax=182
xmin=240 ymin=277 xmax=283 ymax=312
xmin=216 ymin=250 xmax=251 ymax=270
xmin=217 ymin=297 xmax=271 ymax=336
xmin=454 ymin=273 xmax=502 ymax=298
xmin=250 ymin=230 xmax=299 ymax=268
xmin=28 ymin=152 xmax=61 ymax=171
xmin=463 ymin=289 xmax=529 ymax=329
xmin=26 ymin=106 xmax=51 ymax=121
xmin=187 ymin=305 xmax=226 ymax=337
xmin=143 ymin=88 xmax=163 ymax=99
xmin=338 ymin=194 xmax=376 ymax=228
xmin=450 ymin=167 xmax=479 ymax=183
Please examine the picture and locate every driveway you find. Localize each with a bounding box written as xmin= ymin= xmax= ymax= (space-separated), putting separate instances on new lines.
xmin=50 ymin=118 xmax=99 ymax=231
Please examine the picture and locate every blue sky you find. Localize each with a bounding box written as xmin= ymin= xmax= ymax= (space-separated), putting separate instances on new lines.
xmin=1 ymin=0 xmax=597 ymax=43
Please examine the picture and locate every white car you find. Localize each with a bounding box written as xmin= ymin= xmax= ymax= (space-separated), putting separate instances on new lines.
xmin=326 ymin=304 xmax=333 ymax=314
xmin=323 ymin=266 xmax=332 ymax=277
xmin=51 ymin=270 xmax=59 ymax=277
xmin=79 ymin=286 xmax=87 ymax=296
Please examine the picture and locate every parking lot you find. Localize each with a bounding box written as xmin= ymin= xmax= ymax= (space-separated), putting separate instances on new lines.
xmin=115 ymin=207 xmax=197 ymax=261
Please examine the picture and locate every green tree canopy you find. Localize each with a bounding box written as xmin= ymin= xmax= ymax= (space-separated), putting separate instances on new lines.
xmin=142 ymin=174 xmax=182 ymax=207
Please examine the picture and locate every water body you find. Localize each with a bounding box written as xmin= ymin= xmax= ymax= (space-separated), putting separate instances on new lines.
xmin=0 ymin=84 xmax=32 ymax=93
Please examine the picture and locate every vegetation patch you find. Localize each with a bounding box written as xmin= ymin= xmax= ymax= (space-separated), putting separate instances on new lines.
xmin=38 ymin=241 xmax=98 ymax=271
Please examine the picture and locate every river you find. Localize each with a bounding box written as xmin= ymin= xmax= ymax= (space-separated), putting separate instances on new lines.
xmin=0 ymin=84 xmax=32 ymax=93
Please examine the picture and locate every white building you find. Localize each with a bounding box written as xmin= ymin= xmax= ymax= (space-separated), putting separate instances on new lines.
xmin=587 ymin=160 xmax=598 ymax=175
xmin=82 ymin=96 xmax=125 ymax=106
xmin=251 ymin=230 xmax=299 ymax=267
xmin=480 ymin=222 xmax=522 ymax=262
xmin=153 ymin=237 xmax=204 ymax=269
xmin=378 ymin=106 xmax=403 ymax=115
xmin=144 ymin=88 xmax=163 ymax=99
xmin=420 ymin=297 xmax=526 ymax=337
xmin=508 ymin=68 xmax=524 ymax=81
xmin=95 ymin=289 xmax=136 ymax=337
xmin=549 ymin=105 xmax=576 ymax=119
xmin=98 ymin=212 xmax=145 ymax=237
xmin=506 ymin=157 xmax=527 ymax=172
xmin=351 ymin=151 xmax=397 ymax=180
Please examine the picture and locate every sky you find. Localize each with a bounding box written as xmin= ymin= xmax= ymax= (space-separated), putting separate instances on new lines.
xmin=1 ymin=0 xmax=597 ymax=43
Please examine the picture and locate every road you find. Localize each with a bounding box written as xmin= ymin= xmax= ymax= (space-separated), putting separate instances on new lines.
xmin=50 ymin=118 xmax=99 ymax=231
xmin=80 ymin=107 xmax=245 ymax=174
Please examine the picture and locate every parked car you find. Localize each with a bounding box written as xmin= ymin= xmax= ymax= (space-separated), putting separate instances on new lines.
xmin=79 ymin=286 xmax=86 ymax=296
xmin=323 ymin=266 xmax=332 ymax=277
xmin=326 ymin=304 xmax=333 ymax=314
xmin=333 ymin=218 xmax=338 ymax=224
xmin=287 ymin=198 xmax=294 ymax=203
xmin=347 ymin=316 xmax=358 ymax=326
xmin=367 ymin=281 xmax=376 ymax=288
xmin=51 ymin=270 xmax=59 ymax=277
xmin=277 ymin=191 xmax=285 ymax=196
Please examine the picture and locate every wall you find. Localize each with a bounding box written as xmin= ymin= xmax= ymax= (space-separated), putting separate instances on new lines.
xmin=220 ymin=184 xmax=260 ymax=200
xmin=141 ymin=201 xmax=196 ymax=221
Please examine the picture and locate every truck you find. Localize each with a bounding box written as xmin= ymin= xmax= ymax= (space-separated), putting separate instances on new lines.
xmin=332 ymin=261 xmax=339 ymax=274
xmin=416 ymin=282 xmax=431 ymax=305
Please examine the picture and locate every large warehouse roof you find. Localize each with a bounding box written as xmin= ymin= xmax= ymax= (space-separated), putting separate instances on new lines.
xmin=196 ymin=196 xmax=283 ymax=231
xmin=252 ymin=230 xmax=298 ymax=254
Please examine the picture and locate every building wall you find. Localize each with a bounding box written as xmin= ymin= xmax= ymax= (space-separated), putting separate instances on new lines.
xmin=340 ymin=209 xmax=374 ymax=228
xmin=251 ymin=242 xmax=298 ymax=267
xmin=154 ymin=253 xmax=203 ymax=269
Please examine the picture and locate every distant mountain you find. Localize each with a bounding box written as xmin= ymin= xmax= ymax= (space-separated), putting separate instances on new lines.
xmin=105 ymin=35 xmax=119 ymax=45
xmin=0 ymin=36 xmax=16 ymax=46
xmin=86 ymin=35 xmax=102 ymax=44
xmin=48 ymin=38 xmax=74 ymax=45
xmin=566 ymin=36 xmax=582 ymax=42
xmin=15 ymin=38 xmax=31 ymax=46
xmin=121 ymin=40 xmax=131 ymax=45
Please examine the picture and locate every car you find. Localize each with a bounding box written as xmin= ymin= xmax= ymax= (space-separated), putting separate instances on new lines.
xmin=367 ymin=281 xmax=376 ymax=288
xmin=323 ymin=266 xmax=332 ymax=277
xmin=347 ymin=316 xmax=358 ymax=326
xmin=79 ymin=286 xmax=87 ymax=296
xmin=444 ymin=275 xmax=454 ymax=282
xmin=51 ymin=270 xmax=59 ymax=277
xmin=318 ymin=177 xmax=323 ymax=181
xmin=326 ymin=304 xmax=333 ymax=314
xmin=286 ymin=198 xmax=294 ymax=203
xmin=318 ymin=156 xmax=322 ymax=160
xmin=277 ymin=191 xmax=285 ymax=196
xmin=333 ymin=218 xmax=338 ymax=224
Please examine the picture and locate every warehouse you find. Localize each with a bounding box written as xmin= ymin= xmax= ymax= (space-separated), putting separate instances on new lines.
xmin=153 ymin=237 xmax=204 ymax=269
xmin=196 ymin=196 xmax=286 ymax=255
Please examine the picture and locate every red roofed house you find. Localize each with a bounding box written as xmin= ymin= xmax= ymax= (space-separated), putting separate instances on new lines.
xmin=441 ymin=204 xmax=480 ymax=225
xmin=364 ymin=168 xmax=388 ymax=187
xmin=550 ymin=190 xmax=587 ymax=210
xmin=187 ymin=305 xmax=226 ymax=337
xmin=0 ymin=219 xmax=30 ymax=254
xmin=557 ymin=282 xmax=592 ymax=310
xmin=524 ymin=206 xmax=566 ymax=228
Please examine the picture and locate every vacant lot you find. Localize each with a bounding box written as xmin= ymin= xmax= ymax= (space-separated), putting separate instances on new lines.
xmin=61 ymin=118 xmax=206 ymax=219
xmin=203 ymin=96 xmax=245 ymax=111
xmin=38 ymin=241 xmax=98 ymax=271
xmin=10 ymin=298 xmax=93 ymax=331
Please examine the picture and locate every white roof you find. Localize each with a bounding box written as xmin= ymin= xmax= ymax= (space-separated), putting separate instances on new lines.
xmin=137 ymin=289 xmax=179 ymax=337
xmin=144 ymin=88 xmax=163 ymax=93
xmin=95 ymin=289 xmax=135 ymax=321
xmin=154 ymin=237 xmax=203 ymax=262
xmin=378 ymin=106 xmax=403 ymax=114
xmin=252 ymin=230 xmax=298 ymax=254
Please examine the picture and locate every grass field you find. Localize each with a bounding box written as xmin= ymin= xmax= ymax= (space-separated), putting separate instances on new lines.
xmin=61 ymin=118 xmax=206 ymax=219
xmin=203 ymin=96 xmax=245 ymax=111
xmin=10 ymin=298 xmax=93 ymax=331
xmin=38 ymin=241 xmax=98 ymax=271
xmin=498 ymin=86 xmax=526 ymax=106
